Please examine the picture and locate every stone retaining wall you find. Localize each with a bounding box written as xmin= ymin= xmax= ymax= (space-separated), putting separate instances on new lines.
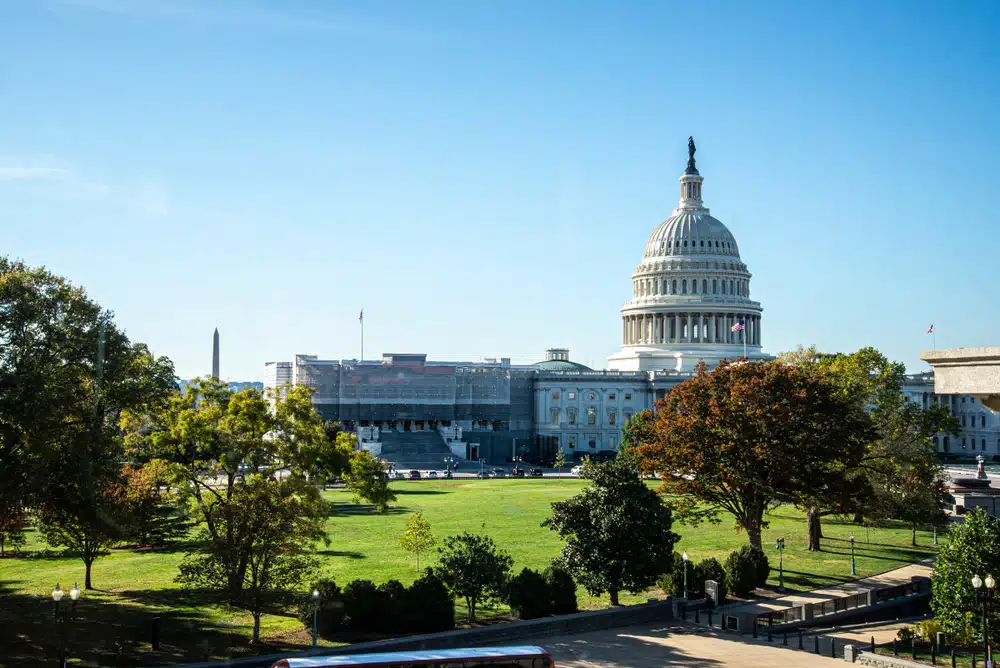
xmin=856 ymin=651 xmax=929 ymax=667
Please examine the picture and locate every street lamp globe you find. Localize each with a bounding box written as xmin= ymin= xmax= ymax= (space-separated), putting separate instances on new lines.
xmin=972 ymin=575 xmax=983 ymax=589
xmin=69 ymin=584 xmax=80 ymax=601
xmin=312 ymin=589 xmax=320 ymax=600
xmin=986 ymin=575 xmax=996 ymax=590
xmin=52 ymin=584 xmax=64 ymax=602
xmin=682 ymin=552 xmax=688 ymax=562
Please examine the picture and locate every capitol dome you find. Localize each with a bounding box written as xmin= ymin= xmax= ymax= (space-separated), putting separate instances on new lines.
xmin=607 ymin=138 xmax=771 ymax=373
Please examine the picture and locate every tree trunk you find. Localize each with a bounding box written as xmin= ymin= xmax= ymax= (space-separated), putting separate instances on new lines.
xmin=251 ymin=611 xmax=261 ymax=644
xmin=467 ymin=597 xmax=476 ymax=623
xmin=853 ymin=512 xmax=863 ymax=524
xmin=807 ymin=507 xmax=823 ymax=552
xmin=84 ymin=559 xmax=93 ymax=590
xmin=911 ymin=524 xmax=917 ymax=546
xmin=609 ymin=588 xmax=620 ymax=606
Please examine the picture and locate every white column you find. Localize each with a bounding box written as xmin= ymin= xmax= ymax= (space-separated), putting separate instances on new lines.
xmin=709 ymin=314 xmax=715 ymax=343
xmin=684 ymin=313 xmax=691 ymax=343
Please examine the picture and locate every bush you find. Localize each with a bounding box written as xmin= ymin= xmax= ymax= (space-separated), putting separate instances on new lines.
xmin=508 ymin=568 xmax=550 ymax=620
xmin=375 ymin=580 xmax=407 ymax=633
xmin=298 ymin=578 xmax=345 ymax=636
xmin=543 ymin=562 xmax=578 ymax=615
xmin=696 ymin=557 xmax=728 ymax=602
xmin=725 ymin=545 xmax=770 ymax=597
xmin=405 ymin=569 xmax=455 ymax=633
xmin=657 ymin=552 xmax=711 ymax=600
xmin=897 ymin=626 xmax=914 ymax=643
xmin=913 ymin=619 xmax=943 ymax=642
xmin=342 ymin=579 xmax=383 ymax=632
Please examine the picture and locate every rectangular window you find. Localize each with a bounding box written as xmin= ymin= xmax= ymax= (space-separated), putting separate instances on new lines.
xmin=551 ymin=411 xmax=559 ymax=426
xmin=568 ymin=436 xmax=576 ymax=449
xmin=625 ymin=411 xmax=633 ymax=422
xmin=568 ymin=412 xmax=576 ymax=425
xmin=983 ymin=439 xmax=987 ymax=450
xmin=568 ymin=391 xmax=576 ymax=400
xmin=587 ymin=407 xmax=596 ymax=425
xmin=588 ymin=436 xmax=597 ymax=449
xmin=963 ymin=438 xmax=967 ymax=448
xmin=625 ymin=392 xmax=632 ymax=401
xmin=608 ymin=392 xmax=616 ymax=400
xmin=609 ymin=411 xmax=616 ymax=425
xmin=552 ymin=391 xmax=560 ymax=400
xmin=608 ymin=436 xmax=616 ymax=449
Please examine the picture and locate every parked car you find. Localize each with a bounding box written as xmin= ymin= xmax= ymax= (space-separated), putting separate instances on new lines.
xmin=510 ymin=467 xmax=525 ymax=478
xmin=529 ymin=468 xmax=544 ymax=478
xmin=476 ymin=470 xmax=490 ymax=479
xmin=489 ymin=468 xmax=507 ymax=478
xmin=393 ymin=471 xmax=406 ymax=480
xmin=407 ymin=470 xmax=422 ymax=480
xmin=570 ymin=465 xmax=583 ymax=476
xmin=426 ymin=470 xmax=438 ymax=480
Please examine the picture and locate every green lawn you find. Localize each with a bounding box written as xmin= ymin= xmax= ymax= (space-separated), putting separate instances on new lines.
xmin=0 ymin=479 xmax=940 ymax=667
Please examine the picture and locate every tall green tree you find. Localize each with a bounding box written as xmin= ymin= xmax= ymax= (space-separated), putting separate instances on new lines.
xmin=544 ymin=455 xmax=677 ymax=605
xmin=345 ymin=443 xmax=397 ymax=513
xmin=636 ymin=359 xmax=873 ymax=550
xmin=930 ymin=509 xmax=1000 ymax=649
xmin=435 ymin=532 xmax=513 ymax=622
xmin=618 ymin=410 xmax=656 ymax=457
xmin=131 ymin=381 xmax=329 ymax=603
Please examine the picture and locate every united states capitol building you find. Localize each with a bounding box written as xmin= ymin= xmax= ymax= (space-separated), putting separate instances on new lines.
xmin=264 ymin=140 xmax=998 ymax=468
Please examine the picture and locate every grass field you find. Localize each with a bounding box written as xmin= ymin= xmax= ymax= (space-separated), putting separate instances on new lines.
xmin=0 ymin=479 xmax=941 ymax=667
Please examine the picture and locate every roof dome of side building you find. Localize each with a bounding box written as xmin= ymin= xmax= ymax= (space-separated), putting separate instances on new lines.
xmin=532 ymin=348 xmax=592 ymax=371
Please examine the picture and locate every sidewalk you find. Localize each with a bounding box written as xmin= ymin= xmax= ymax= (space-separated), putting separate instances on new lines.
xmin=716 ymin=558 xmax=935 ymax=619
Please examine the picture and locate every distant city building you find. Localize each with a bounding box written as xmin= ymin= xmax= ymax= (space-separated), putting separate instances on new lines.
xmin=903 ymin=372 xmax=1000 ymax=458
xmin=178 ymin=379 xmax=263 ymax=394
xmin=265 ymin=141 xmax=775 ymax=468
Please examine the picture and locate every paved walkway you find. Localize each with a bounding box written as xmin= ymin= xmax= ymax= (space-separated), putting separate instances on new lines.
xmin=545 ymin=622 xmax=844 ymax=667
xmin=715 ymin=558 xmax=935 ymax=619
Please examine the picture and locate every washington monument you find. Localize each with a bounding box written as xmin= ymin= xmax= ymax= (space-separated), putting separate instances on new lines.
xmin=212 ymin=328 xmax=220 ymax=379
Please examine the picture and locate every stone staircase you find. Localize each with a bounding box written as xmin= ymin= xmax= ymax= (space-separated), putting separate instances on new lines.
xmin=378 ymin=430 xmax=467 ymax=471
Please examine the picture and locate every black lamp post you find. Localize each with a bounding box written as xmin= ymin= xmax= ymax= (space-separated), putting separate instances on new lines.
xmin=850 ymin=535 xmax=856 ymax=577
xmin=972 ymin=574 xmax=995 ymax=664
xmin=52 ymin=583 xmax=80 ymax=668
xmin=775 ymin=538 xmax=785 ymax=592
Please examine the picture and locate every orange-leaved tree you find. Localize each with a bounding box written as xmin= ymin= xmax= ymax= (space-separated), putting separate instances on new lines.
xmin=634 ymin=359 xmax=872 ymax=550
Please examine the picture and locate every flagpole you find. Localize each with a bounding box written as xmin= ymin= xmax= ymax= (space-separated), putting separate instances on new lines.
xmin=361 ymin=317 xmax=364 ymax=361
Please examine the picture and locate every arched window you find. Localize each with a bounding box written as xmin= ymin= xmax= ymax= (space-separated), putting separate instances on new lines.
xmin=663 ymin=279 xmax=669 ymax=294
xmin=684 ymin=240 xmax=688 ymax=247
xmin=682 ymin=279 xmax=688 ymax=294
xmin=702 ymin=279 xmax=708 ymax=293
xmin=932 ymin=436 xmax=939 ymax=448
xmin=715 ymin=241 xmax=719 ymax=247
xmin=722 ymin=281 xmax=727 ymax=295
xmin=983 ymin=439 xmax=987 ymax=450
xmin=982 ymin=415 xmax=986 ymax=428
xmin=713 ymin=279 xmax=718 ymax=294
xmin=700 ymin=240 xmax=704 ymax=247
xmin=672 ymin=280 xmax=677 ymax=294
xmin=944 ymin=436 xmax=950 ymax=452
xmin=729 ymin=280 xmax=735 ymax=294
xmin=962 ymin=415 xmax=967 ymax=426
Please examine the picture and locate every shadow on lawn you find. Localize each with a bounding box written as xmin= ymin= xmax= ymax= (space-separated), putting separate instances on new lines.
xmin=327 ymin=504 xmax=408 ymax=517
xmin=392 ymin=489 xmax=451 ymax=496
xmin=316 ymin=549 xmax=365 ymax=559
xmin=0 ymin=579 xmax=302 ymax=668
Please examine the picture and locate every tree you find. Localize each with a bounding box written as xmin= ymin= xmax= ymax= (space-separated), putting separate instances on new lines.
xmin=399 ymin=511 xmax=435 ymax=570
xmin=434 ymin=532 xmax=513 ymax=622
xmin=0 ymin=503 xmax=28 ymax=556
xmin=345 ymin=445 xmax=397 ymax=513
xmin=0 ymin=258 xmax=175 ymax=574
xmin=543 ymin=456 xmax=678 ymax=605
xmin=119 ymin=463 xmax=192 ymax=548
xmin=636 ymin=359 xmax=872 ymax=550
xmin=782 ymin=346 xmax=957 ymax=549
xmin=619 ymin=410 xmax=657 ymax=458
xmin=131 ymin=381 xmax=329 ymax=604
xmin=553 ymin=450 xmax=567 ymax=474
xmin=931 ymin=509 xmax=1000 ymax=648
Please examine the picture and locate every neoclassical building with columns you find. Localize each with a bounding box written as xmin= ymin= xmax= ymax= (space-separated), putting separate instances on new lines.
xmin=267 ymin=139 xmax=774 ymax=466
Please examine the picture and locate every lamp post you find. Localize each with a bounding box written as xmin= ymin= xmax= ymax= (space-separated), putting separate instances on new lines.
xmin=682 ymin=552 xmax=689 ymax=600
xmin=850 ymin=536 xmax=856 ymax=577
xmin=972 ymin=574 xmax=995 ymax=664
xmin=444 ymin=456 xmax=455 ymax=478
xmin=312 ymin=588 xmax=320 ymax=648
xmin=479 ymin=458 xmax=486 ymax=477
xmin=775 ymin=538 xmax=785 ymax=593
xmin=52 ymin=583 xmax=80 ymax=668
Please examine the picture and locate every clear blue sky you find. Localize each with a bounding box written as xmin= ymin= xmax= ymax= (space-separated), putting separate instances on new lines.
xmin=3 ymin=0 xmax=998 ymax=380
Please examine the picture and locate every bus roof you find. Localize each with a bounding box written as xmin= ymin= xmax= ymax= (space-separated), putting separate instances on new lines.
xmin=275 ymin=646 xmax=550 ymax=667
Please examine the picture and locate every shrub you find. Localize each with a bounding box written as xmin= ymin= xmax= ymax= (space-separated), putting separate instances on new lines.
xmin=543 ymin=562 xmax=578 ymax=615
xmin=897 ymin=626 xmax=914 ymax=643
xmin=341 ymin=579 xmax=383 ymax=632
xmin=657 ymin=552 xmax=714 ymax=600
xmin=297 ymin=578 xmax=345 ymax=636
xmin=725 ymin=545 xmax=769 ymax=597
xmin=914 ymin=619 xmax=944 ymax=642
xmin=375 ymin=580 xmax=407 ymax=633
xmin=696 ymin=557 xmax=728 ymax=603
xmin=405 ymin=569 xmax=455 ymax=633
xmin=508 ymin=568 xmax=550 ymax=620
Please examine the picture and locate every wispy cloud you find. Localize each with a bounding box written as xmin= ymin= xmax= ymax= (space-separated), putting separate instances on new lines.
xmin=0 ymin=158 xmax=168 ymax=217
xmin=0 ymin=167 xmax=69 ymax=181
xmin=56 ymin=0 xmax=455 ymax=44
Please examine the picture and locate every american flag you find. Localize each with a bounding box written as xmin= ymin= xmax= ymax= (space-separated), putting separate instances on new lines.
xmin=926 ymin=324 xmax=934 ymax=334
xmin=731 ymin=321 xmax=745 ymax=332
xmin=359 ymin=309 xmax=363 ymax=323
